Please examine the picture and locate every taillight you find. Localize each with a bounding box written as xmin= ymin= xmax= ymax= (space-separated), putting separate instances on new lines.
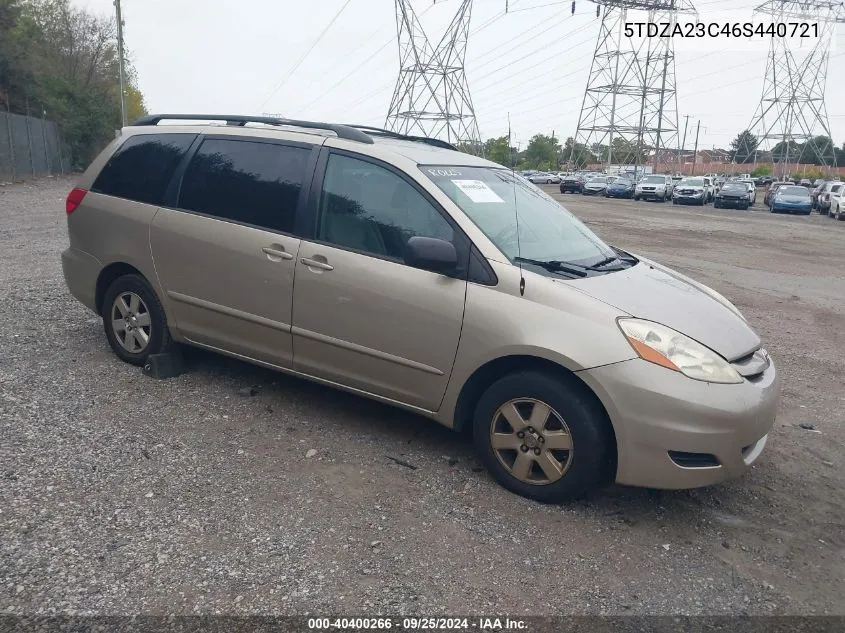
xmin=66 ymin=188 xmax=88 ymax=215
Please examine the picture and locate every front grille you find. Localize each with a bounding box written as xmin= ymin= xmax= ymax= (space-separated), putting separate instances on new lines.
xmin=669 ymin=451 xmax=721 ymax=468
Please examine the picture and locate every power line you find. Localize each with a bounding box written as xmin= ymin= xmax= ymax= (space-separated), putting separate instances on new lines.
xmin=258 ymin=0 xmax=354 ymax=110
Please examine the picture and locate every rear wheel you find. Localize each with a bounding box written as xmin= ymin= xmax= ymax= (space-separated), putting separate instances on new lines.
xmin=473 ymin=371 xmax=613 ymax=503
xmin=102 ymin=274 xmax=172 ymax=366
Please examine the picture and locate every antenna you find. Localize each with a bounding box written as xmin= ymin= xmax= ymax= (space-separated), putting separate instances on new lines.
xmin=508 ymin=113 xmax=525 ymax=297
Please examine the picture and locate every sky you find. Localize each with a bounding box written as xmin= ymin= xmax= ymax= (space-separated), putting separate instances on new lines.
xmin=74 ymin=0 xmax=845 ymax=152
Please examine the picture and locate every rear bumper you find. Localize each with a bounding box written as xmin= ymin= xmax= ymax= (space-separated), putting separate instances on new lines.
xmin=578 ymin=357 xmax=780 ymax=490
xmin=62 ymin=247 xmax=101 ymax=314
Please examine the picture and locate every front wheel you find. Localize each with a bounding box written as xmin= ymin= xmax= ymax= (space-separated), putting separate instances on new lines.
xmin=473 ymin=371 xmax=613 ymax=503
xmin=102 ymin=274 xmax=173 ymax=366
xmin=633 ymin=195 xmax=640 ymax=201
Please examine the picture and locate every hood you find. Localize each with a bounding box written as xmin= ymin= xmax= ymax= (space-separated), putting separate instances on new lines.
xmin=585 ymin=181 xmax=607 ymax=188
xmin=777 ymin=194 xmax=810 ymax=203
xmin=563 ymin=259 xmax=760 ymax=361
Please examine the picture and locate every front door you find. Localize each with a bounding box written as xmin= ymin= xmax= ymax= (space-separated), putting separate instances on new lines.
xmin=150 ymin=136 xmax=315 ymax=367
xmin=291 ymin=152 xmax=468 ymax=410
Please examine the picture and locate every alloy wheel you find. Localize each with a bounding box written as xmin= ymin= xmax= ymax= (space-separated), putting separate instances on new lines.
xmin=110 ymin=292 xmax=152 ymax=354
xmin=490 ymin=398 xmax=573 ymax=485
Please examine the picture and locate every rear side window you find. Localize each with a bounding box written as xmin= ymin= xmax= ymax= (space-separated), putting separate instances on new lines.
xmin=178 ymin=138 xmax=310 ymax=233
xmin=92 ymin=133 xmax=195 ymax=205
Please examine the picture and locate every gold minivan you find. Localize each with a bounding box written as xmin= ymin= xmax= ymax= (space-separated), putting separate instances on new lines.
xmin=62 ymin=115 xmax=780 ymax=502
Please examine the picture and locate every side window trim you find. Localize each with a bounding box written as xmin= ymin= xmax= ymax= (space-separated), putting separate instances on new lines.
xmin=161 ymin=134 xmax=320 ymax=239
xmin=91 ymin=132 xmax=198 ymax=205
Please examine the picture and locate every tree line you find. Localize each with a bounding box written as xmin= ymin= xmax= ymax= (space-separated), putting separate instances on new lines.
xmin=0 ymin=0 xmax=147 ymax=168
xmin=463 ymin=130 xmax=844 ymax=171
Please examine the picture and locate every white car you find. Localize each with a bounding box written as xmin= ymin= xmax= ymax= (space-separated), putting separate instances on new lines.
xmin=528 ymin=172 xmax=560 ymax=184
xmin=634 ymin=175 xmax=674 ymax=201
xmin=738 ymin=179 xmax=756 ymax=206
xmin=702 ymin=177 xmax=716 ymax=202
xmin=827 ymin=183 xmax=844 ymax=219
xmin=672 ymin=177 xmax=708 ymax=205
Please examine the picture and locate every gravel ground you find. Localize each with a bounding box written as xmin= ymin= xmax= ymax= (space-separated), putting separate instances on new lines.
xmin=1 ymin=178 xmax=843 ymax=616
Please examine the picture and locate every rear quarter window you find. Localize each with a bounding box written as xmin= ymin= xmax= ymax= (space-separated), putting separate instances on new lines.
xmin=91 ymin=133 xmax=196 ymax=205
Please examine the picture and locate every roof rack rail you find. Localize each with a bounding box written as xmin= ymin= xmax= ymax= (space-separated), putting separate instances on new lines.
xmin=130 ymin=114 xmax=374 ymax=145
xmin=346 ymin=125 xmax=458 ymax=151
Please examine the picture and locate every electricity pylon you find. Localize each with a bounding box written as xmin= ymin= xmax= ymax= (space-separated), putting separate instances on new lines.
xmin=385 ymin=0 xmax=482 ymax=152
xmin=736 ymin=1 xmax=844 ymax=174
xmin=573 ymin=0 xmax=696 ymax=175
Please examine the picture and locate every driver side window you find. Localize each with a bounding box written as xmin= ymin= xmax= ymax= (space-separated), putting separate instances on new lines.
xmin=317 ymin=153 xmax=454 ymax=260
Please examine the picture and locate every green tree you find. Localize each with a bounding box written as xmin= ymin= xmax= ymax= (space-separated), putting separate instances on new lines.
xmin=751 ymin=165 xmax=771 ymax=177
xmin=485 ymin=135 xmax=516 ymax=167
xmin=730 ymin=130 xmax=759 ymax=164
xmin=1 ymin=0 xmax=148 ymax=167
xmin=561 ymin=137 xmax=590 ymax=168
xmin=798 ymin=135 xmax=835 ymax=165
xmin=522 ymin=133 xmax=561 ymax=170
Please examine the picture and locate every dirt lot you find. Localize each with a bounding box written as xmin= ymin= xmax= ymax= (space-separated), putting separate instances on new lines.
xmin=1 ymin=178 xmax=843 ymax=616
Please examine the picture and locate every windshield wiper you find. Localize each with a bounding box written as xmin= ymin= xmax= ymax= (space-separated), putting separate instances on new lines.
xmin=514 ymin=257 xmax=588 ymax=277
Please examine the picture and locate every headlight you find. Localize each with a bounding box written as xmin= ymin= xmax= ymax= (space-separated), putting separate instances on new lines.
xmin=617 ymin=318 xmax=743 ymax=384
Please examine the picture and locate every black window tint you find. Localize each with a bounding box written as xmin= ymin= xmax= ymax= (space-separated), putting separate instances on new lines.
xmin=317 ymin=154 xmax=453 ymax=259
xmin=92 ymin=133 xmax=195 ymax=205
xmin=178 ymin=139 xmax=309 ymax=233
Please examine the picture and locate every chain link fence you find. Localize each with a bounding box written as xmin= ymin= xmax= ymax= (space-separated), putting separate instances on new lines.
xmin=0 ymin=112 xmax=66 ymax=184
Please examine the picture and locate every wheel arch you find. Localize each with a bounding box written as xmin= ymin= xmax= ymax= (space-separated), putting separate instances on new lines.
xmin=95 ymin=262 xmax=145 ymax=316
xmin=451 ymin=354 xmax=618 ymax=481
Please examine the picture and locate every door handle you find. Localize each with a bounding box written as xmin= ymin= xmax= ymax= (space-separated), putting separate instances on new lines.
xmin=300 ymin=257 xmax=334 ymax=271
xmin=262 ymin=246 xmax=293 ymax=261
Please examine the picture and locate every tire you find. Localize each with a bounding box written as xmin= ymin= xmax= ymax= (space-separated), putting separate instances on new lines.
xmin=633 ymin=195 xmax=640 ymax=201
xmin=714 ymin=202 xmax=721 ymax=208
xmin=102 ymin=274 xmax=173 ymax=366
xmin=698 ymin=198 xmax=705 ymax=206
xmin=672 ymin=199 xmax=677 ymax=205
xmin=473 ymin=371 xmax=613 ymax=503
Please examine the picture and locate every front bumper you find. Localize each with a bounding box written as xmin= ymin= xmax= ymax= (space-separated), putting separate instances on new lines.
xmin=578 ymin=356 xmax=780 ymax=490
xmin=772 ymin=203 xmax=812 ymax=214
xmin=673 ymin=194 xmax=705 ymax=204
xmin=636 ymin=189 xmax=665 ymax=199
xmin=582 ymin=188 xmax=606 ymax=195
xmin=715 ymin=197 xmax=748 ymax=208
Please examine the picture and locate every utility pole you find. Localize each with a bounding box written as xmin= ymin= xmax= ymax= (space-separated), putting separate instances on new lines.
xmin=679 ymin=114 xmax=690 ymax=173
xmin=114 ymin=0 xmax=127 ymax=127
xmin=692 ymin=119 xmax=701 ymax=176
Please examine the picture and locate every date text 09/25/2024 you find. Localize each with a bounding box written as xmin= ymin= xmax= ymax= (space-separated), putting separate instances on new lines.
xmin=625 ymin=21 xmax=819 ymax=39
xmin=307 ymin=617 xmax=528 ymax=630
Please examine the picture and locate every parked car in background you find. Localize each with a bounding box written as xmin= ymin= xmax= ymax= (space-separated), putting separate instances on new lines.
xmin=817 ymin=182 xmax=843 ymax=214
xmin=672 ymin=177 xmax=708 ymax=205
xmin=559 ymin=174 xmax=585 ymax=194
xmin=605 ymin=177 xmax=635 ymax=199
xmin=764 ymin=181 xmax=791 ymax=207
xmin=829 ymin=185 xmax=845 ymax=220
xmin=738 ymin=179 xmax=756 ymax=206
xmin=770 ymin=185 xmax=813 ymax=215
xmin=634 ymin=174 xmax=673 ymax=201
xmin=702 ymin=176 xmax=716 ymax=202
xmin=811 ymin=181 xmax=826 ymax=209
xmin=799 ymin=179 xmax=812 ymax=188
xmin=528 ymin=172 xmax=560 ymax=184
xmin=714 ymin=182 xmax=750 ymax=210
xmin=582 ymin=175 xmax=612 ymax=195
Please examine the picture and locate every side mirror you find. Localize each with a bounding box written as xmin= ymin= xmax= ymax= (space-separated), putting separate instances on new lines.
xmin=404 ymin=236 xmax=458 ymax=274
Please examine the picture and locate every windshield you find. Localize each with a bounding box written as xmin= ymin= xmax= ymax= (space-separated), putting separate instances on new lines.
xmin=588 ymin=176 xmax=609 ymax=183
xmin=641 ymin=176 xmax=664 ymax=183
xmin=779 ymin=186 xmax=809 ymax=196
xmin=423 ymin=166 xmax=616 ymax=266
xmin=612 ymin=179 xmax=633 ymax=185
xmin=721 ymin=183 xmax=745 ymax=191
xmin=679 ymin=178 xmax=704 ymax=186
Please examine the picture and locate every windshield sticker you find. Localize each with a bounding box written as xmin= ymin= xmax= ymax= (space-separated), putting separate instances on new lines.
xmin=427 ymin=168 xmax=462 ymax=177
xmin=452 ymin=179 xmax=505 ymax=203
